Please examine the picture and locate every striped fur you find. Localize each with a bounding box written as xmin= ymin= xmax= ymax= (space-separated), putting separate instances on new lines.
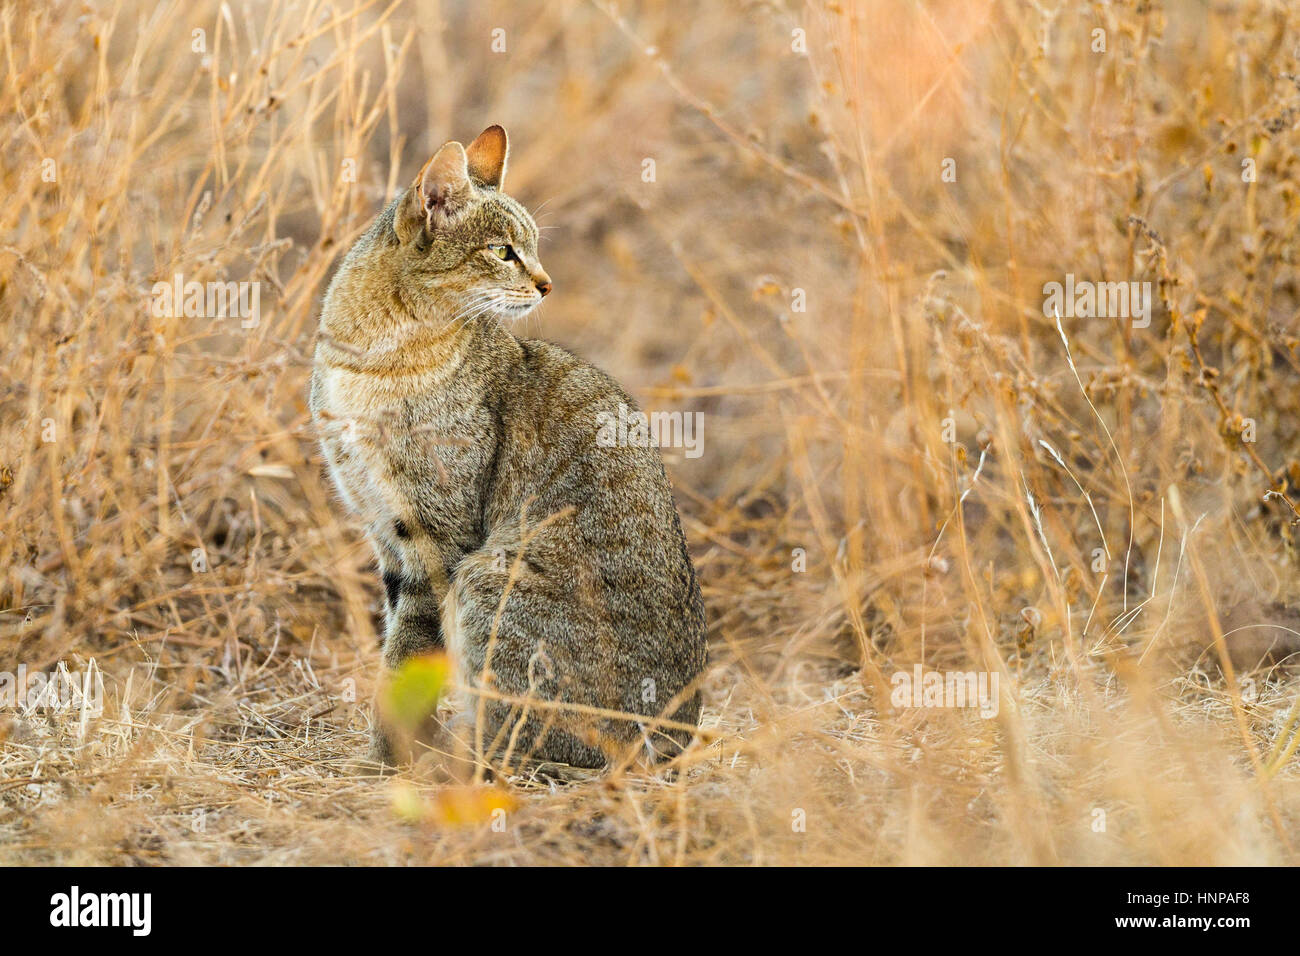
xmin=309 ymin=128 xmax=707 ymax=770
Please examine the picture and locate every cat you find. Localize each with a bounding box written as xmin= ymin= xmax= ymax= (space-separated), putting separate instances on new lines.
xmin=309 ymin=126 xmax=707 ymax=771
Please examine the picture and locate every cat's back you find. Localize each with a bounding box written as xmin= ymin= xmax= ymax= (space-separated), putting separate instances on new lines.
xmin=497 ymin=337 xmax=664 ymax=500
xmin=492 ymin=337 xmax=705 ymax=678
xmin=509 ymin=337 xmax=635 ymax=426
xmin=493 ymin=337 xmax=702 ymax=605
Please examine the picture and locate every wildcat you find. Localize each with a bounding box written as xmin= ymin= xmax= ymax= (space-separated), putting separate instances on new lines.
xmin=310 ymin=126 xmax=707 ymax=771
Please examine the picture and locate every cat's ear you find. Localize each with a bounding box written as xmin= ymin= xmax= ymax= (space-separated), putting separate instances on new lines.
xmin=397 ymin=141 xmax=471 ymax=240
xmin=465 ymin=125 xmax=508 ymax=189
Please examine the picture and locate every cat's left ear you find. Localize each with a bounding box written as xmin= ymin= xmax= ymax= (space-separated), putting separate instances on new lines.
xmin=396 ymin=140 xmax=472 ymax=241
xmin=466 ymin=125 xmax=508 ymax=189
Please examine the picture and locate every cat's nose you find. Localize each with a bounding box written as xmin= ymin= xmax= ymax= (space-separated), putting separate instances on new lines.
xmin=536 ymin=279 xmax=552 ymax=297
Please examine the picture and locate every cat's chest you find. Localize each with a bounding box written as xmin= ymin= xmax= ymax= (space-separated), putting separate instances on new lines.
xmin=312 ymin=364 xmax=495 ymax=533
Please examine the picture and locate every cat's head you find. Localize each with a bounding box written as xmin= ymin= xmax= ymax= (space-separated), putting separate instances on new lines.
xmin=386 ymin=125 xmax=551 ymax=324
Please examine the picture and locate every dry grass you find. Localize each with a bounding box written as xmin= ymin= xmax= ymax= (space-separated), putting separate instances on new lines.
xmin=3 ymin=0 xmax=1300 ymax=865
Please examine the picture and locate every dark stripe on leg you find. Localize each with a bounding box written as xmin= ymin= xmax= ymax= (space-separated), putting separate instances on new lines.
xmin=382 ymin=570 xmax=402 ymax=610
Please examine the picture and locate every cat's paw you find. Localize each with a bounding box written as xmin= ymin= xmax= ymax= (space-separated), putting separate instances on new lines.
xmin=341 ymin=728 xmax=399 ymax=777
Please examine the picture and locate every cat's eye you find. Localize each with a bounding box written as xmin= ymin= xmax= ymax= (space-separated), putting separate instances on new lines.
xmin=488 ymin=243 xmax=517 ymax=261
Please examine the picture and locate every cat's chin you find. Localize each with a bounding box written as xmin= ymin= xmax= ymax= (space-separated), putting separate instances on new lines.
xmin=495 ymin=300 xmax=541 ymax=322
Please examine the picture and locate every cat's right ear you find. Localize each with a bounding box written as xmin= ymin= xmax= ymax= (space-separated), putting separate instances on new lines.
xmin=396 ymin=141 xmax=471 ymax=241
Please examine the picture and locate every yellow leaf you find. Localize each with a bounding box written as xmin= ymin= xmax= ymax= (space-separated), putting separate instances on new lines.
xmin=382 ymin=653 xmax=449 ymax=730
xmin=432 ymin=786 xmax=518 ymax=827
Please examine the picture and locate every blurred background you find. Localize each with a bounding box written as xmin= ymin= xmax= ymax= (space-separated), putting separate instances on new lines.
xmin=2 ymin=0 xmax=1300 ymax=864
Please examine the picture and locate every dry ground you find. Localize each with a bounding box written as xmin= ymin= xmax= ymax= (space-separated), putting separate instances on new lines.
xmin=3 ymin=0 xmax=1300 ymax=865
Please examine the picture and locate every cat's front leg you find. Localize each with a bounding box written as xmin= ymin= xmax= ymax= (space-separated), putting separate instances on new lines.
xmin=381 ymin=567 xmax=444 ymax=669
xmin=365 ymin=539 xmax=446 ymax=769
